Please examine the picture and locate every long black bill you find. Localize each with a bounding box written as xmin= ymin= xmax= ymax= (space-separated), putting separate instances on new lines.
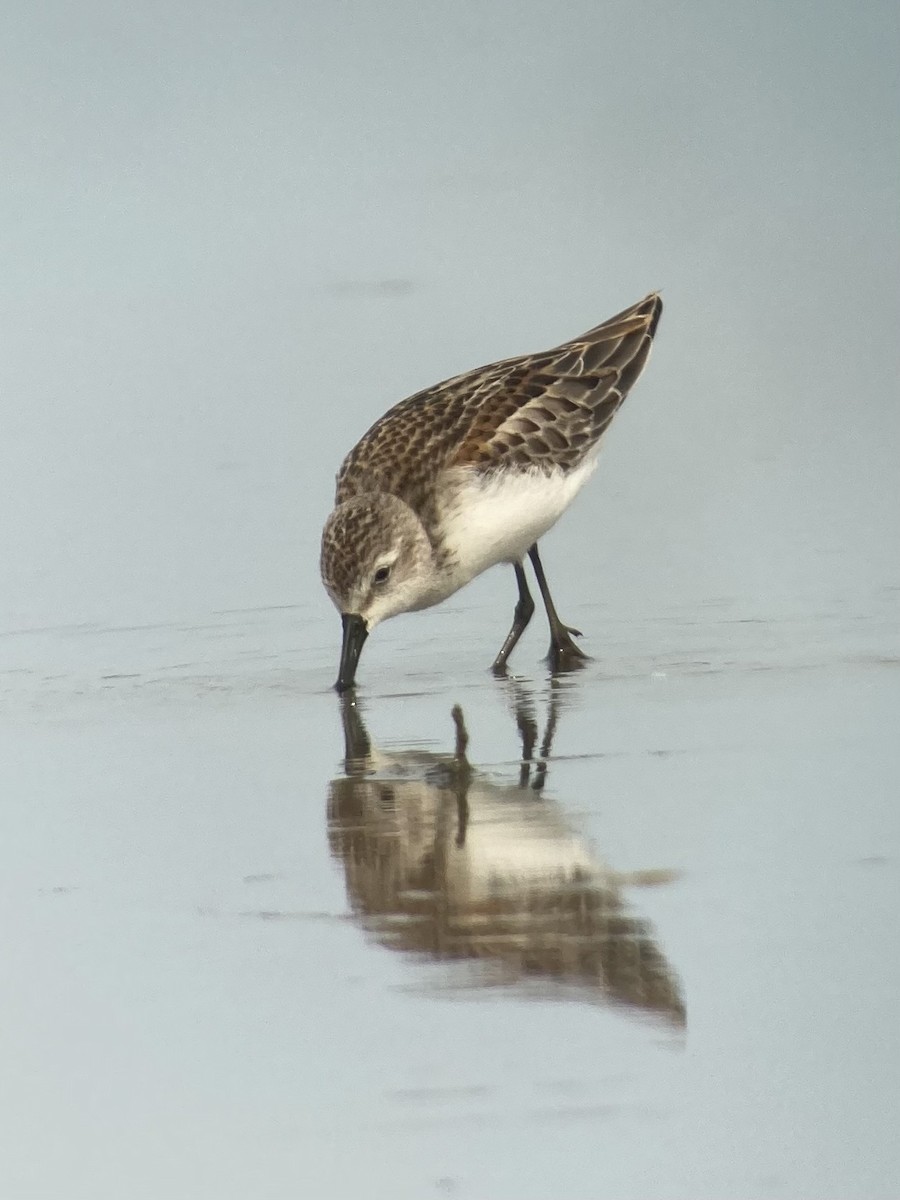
xmin=335 ymin=612 xmax=368 ymax=692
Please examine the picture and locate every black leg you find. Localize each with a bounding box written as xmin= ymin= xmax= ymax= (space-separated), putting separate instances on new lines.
xmin=491 ymin=561 xmax=536 ymax=673
xmin=528 ymin=544 xmax=590 ymax=669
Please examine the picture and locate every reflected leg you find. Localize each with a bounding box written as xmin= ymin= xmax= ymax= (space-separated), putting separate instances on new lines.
xmin=505 ymin=675 xmax=540 ymax=787
xmin=531 ymin=677 xmax=563 ymax=792
xmin=451 ymin=705 xmax=471 ymax=847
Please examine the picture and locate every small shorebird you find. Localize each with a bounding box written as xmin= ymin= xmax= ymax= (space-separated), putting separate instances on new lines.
xmin=321 ymin=293 xmax=662 ymax=691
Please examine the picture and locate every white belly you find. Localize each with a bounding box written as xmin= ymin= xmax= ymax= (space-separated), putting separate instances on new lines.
xmin=439 ymin=456 xmax=599 ymax=587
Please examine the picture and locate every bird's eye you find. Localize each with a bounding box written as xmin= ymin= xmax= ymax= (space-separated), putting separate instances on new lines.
xmin=373 ymin=565 xmax=391 ymax=585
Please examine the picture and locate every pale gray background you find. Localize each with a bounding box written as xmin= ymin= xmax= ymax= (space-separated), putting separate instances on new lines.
xmin=2 ymin=2 xmax=899 ymax=1198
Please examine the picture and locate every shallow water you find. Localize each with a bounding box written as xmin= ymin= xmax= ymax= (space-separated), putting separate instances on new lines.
xmin=3 ymin=597 xmax=899 ymax=1199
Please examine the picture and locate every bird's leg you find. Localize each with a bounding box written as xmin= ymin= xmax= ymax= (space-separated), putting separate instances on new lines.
xmin=528 ymin=544 xmax=590 ymax=669
xmin=491 ymin=561 xmax=536 ymax=674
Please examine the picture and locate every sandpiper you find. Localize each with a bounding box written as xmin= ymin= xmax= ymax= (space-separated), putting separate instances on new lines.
xmin=321 ymin=293 xmax=662 ymax=691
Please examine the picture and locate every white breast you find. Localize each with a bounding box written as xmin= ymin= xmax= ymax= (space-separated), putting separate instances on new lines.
xmin=439 ymin=455 xmax=600 ymax=587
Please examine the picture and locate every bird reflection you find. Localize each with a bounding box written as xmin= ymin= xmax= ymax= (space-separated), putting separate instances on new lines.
xmin=327 ymin=688 xmax=685 ymax=1025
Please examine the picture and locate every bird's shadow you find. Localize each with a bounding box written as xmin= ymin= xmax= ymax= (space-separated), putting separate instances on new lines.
xmin=327 ymin=682 xmax=685 ymax=1025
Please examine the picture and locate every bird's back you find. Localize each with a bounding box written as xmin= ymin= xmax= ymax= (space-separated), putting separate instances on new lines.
xmin=335 ymin=292 xmax=662 ymax=507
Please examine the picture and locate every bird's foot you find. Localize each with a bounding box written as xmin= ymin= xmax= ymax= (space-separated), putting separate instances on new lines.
xmin=546 ymin=625 xmax=590 ymax=673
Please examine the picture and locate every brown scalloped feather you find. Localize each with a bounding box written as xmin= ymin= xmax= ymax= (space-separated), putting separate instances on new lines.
xmin=335 ymin=293 xmax=662 ymax=506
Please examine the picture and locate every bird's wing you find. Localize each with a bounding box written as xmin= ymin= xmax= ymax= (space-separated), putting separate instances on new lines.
xmin=454 ymin=292 xmax=662 ymax=471
xmin=335 ymin=293 xmax=662 ymax=501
